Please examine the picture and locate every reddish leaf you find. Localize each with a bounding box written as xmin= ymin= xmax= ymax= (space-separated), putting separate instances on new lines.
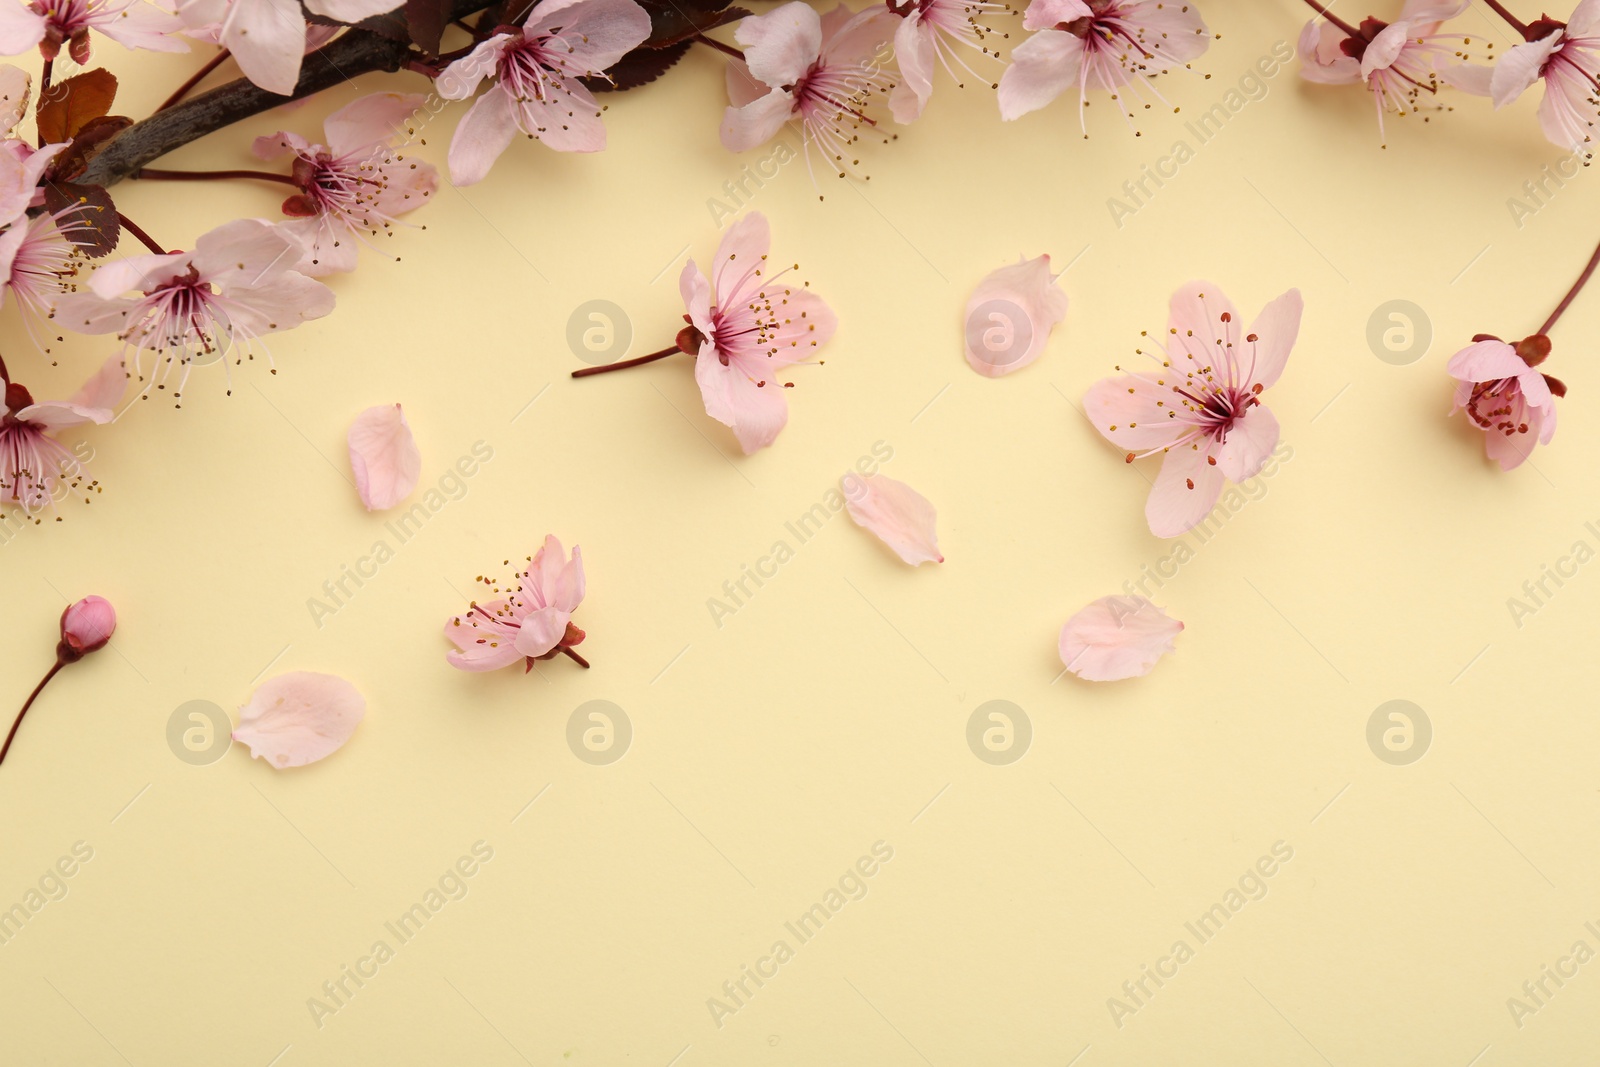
xmin=43 ymin=181 xmax=119 ymax=257
xmin=583 ymin=38 xmax=693 ymax=93
xmin=635 ymin=0 xmax=746 ymax=48
xmin=36 ymin=69 xmax=118 ymax=144
xmin=406 ymin=0 xmax=451 ymax=53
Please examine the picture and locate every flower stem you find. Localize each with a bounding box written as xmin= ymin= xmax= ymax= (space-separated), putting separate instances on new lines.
xmin=1299 ymin=0 xmax=1360 ymax=38
xmin=559 ymin=646 xmax=591 ymax=668
xmin=135 ymin=166 xmax=298 ymax=186
xmin=0 ymin=659 xmax=64 ymax=768
xmin=694 ymin=33 xmax=746 ymax=61
xmin=1480 ymin=0 xmax=1529 ymax=36
xmin=117 ymin=213 xmax=169 ymax=255
xmin=154 ymin=49 xmax=231 ymax=114
xmin=1539 ymin=236 xmax=1600 ymax=335
xmin=571 ymin=344 xmax=682 ymax=378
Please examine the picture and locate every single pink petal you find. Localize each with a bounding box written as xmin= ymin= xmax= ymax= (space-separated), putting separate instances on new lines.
xmin=435 ymin=34 xmax=513 ymax=100
xmin=1296 ymin=19 xmax=1360 ymax=84
xmin=720 ymin=88 xmax=797 ymax=151
xmin=819 ymin=4 xmax=892 ymax=66
xmin=233 ymin=671 xmax=365 ymax=769
xmin=444 ymin=600 xmax=524 ymax=671
xmin=1021 ymin=0 xmax=1090 ymax=31
xmin=1212 ymin=403 xmax=1279 ymax=482
xmin=0 ymin=5 xmax=45 ymax=57
xmin=889 ymin=15 xmax=934 ymax=123
xmin=694 ymin=350 xmax=788 ymax=453
xmin=1145 ymin=443 xmax=1226 ymax=538
xmin=760 ymin=287 xmax=836 ymax=368
xmin=18 ymin=355 xmax=127 ymax=431
xmin=1083 ymin=374 xmax=1185 ymax=452
xmin=252 ymin=128 xmax=314 ymax=160
xmin=1446 ymin=339 xmax=1526 ymax=384
xmin=1058 ymin=596 xmax=1182 ymax=682
xmin=724 ymin=56 xmax=769 ymax=107
xmin=963 ymin=253 xmax=1067 ymax=377
xmin=997 ymin=30 xmax=1080 ymax=120
xmin=737 ymin=1 xmax=823 ymax=89
xmin=510 ymin=78 xmax=607 ymax=152
xmin=448 ymin=86 xmax=520 ymax=184
xmin=304 ymin=0 xmax=401 ymax=20
xmin=323 ymin=91 xmax=427 ymax=156
xmin=1489 ymin=31 xmax=1560 ymax=107
xmin=711 ymin=211 xmax=771 ymax=299
xmin=93 ymin=2 xmax=187 ymax=52
xmin=0 ymin=63 xmax=30 ymax=134
xmin=843 ymin=472 xmax=942 ymax=565
xmin=679 ymin=259 xmax=713 ymax=335
xmin=0 ymin=141 xmax=67 ymax=228
xmin=514 ymin=606 xmax=571 ymax=657
xmin=220 ymin=0 xmax=308 ymax=95
xmin=1439 ymin=62 xmax=1493 ymax=95
xmin=347 ymin=403 xmax=421 ymax=511
xmin=1241 ymin=288 xmax=1303 ymax=390
xmin=522 ymin=0 xmax=651 ymax=70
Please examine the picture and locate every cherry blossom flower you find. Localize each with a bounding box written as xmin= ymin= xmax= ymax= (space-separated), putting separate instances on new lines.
xmin=1059 ymin=595 xmax=1181 ymax=681
xmin=59 ymin=595 xmax=115 ymax=656
xmin=997 ymin=0 xmax=1212 ymax=132
xmin=254 ymin=92 xmax=438 ymax=275
xmin=1085 ymin=281 xmax=1303 ymax=538
xmin=445 ymin=536 xmax=589 ymax=673
xmin=58 ymin=217 xmax=334 ymax=403
xmin=0 ymin=209 xmax=84 ymax=354
xmin=844 ymin=471 xmax=943 ymax=564
xmin=1447 ymin=334 xmax=1562 ymax=470
xmin=963 ymin=253 xmax=1067 ymax=377
xmin=0 ymin=0 xmax=185 ymax=63
xmin=721 ymin=2 xmax=897 ymax=185
xmin=233 ymin=671 xmax=365 ymax=768
xmin=1296 ymin=0 xmax=1473 ymax=143
xmin=885 ymin=0 xmax=1003 ymax=123
xmin=175 ymin=0 xmax=402 ymax=95
xmin=0 ymin=355 xmax=123 ymax=517
xmin=347 ymin=402 xmax=420 ymax=510
xmin=434 ymin=0 xmax=652 ymax=185
xmin=1446 ymin=2 xmax=1600 ymax=152
xmin=679 ymin=212 xmax=836 ymax=454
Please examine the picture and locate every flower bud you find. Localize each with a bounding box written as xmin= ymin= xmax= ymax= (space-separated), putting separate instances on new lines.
xmin=58 ymin=596 xmax=116 ymax=660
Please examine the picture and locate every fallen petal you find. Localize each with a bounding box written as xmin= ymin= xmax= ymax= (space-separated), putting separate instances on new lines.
xmin=963 ymin=254 xmax=1068 ymax=377
xmin=843 ymin=472 xmax=943 ymax=565
xmin=1058 ymin=596 xmax=1182 ymax=681
xmin=348 ymin=403 xmax=421 ymax=511
xmin=233 ymin=671 xmax=365 ymax=768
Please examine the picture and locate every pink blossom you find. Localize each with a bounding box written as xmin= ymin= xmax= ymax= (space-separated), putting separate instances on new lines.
xmin=233 ymin=671 xmax=365 ymax=769
xmin=963 ymin=253 xmax=1067 ymax=377
xmin=0 ymin=65 xmax=68 ymax=227
xmin=1296 ymin=1 xmax=1472 ymax=143
xmin=0 ymin=0 xmax=185 ymax=63
xmin=255 ymin=92 xmax=438 ymax=275
xmin=58 ymin=218 xmax=334 ymax=402
xmin=0 ymin=210 xmax=84 ymax=354
xmin=998 ymin=0 xmax=1212 ymax=132
xmin=176 ymin=0 xmax=401 ymax=95
xmin=722 ymin=2 xmax=896 ymax=184
xmin=1085 ymin=281 xmax=1302 ymax=538
xmin=1447 ymin=3 xmax=1600 ymax=151
xmin=0 ymin=354 xmax=123 ymax=516
xmin=347 ymin=402 xmax=420 ymax=510
xmin=445 ymin=535 xmax=589 ymax=672
xmin=58 ymin=595 xmax=115 ymax=657
xmin=1059 ymin=595 xmax=1181 ymax=681
xmin=678 ymin=212 xmax=836 ymax=454
xmin=886 ymin=0 xmax=1003 ymax=122
xmin=844 ymin=471 xmax=943 ymax=564
xmin=1447 ymin=333 xmax=1562 ymax=470
xmin=435 ymin=0 xmax=652 ymax=185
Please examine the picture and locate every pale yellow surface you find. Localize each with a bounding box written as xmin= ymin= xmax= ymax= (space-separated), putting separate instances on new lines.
xmin=4 ymin=2 xmax=1599 ymax=1063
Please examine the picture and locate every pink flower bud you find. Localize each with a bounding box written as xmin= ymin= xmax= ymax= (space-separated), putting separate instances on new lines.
xmin=58 ymin=596 xmax=116 ymax=660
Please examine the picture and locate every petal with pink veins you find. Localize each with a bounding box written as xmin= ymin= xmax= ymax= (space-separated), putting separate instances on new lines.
xmin=347 ymin=403 xmax=421 ymax=511
xmin=1084 ymin=375 xmax=1186 ymax=452
xmin=0 ymin=7 xmax=45 ymax=58
xmin=323 ymin=91 xmax=427 ymax=156
xmin=694 ymin=351 xmax=789 ymax=453
xmin=233 ymin=671 xmax=365 ymax=769
xmin=220 ymin=0 xmax=308 ymax=95
xmin=997 ymin=30 xmax=1081 ymax=120
xmin=1145 ymin=442 xmax=1226 ymax=538
xmin=447 ymin=85 xmax=520 ymax=185
xmin=1058 ymin=595 xmax=1182 ymax=682
xmin=737 ymin=1 xmax=822 ymax=89
xmin=963 ymin=254 xmax=1067 ymax=377
xmin=1241 ymin=288 xmax=1302 ymax=390
xmin=844 ymin=472 xmax=943 ymax=565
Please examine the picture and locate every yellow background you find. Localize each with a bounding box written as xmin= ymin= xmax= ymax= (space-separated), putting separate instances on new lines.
xmin=5 ymin=1 xmax=1599 ymax=1062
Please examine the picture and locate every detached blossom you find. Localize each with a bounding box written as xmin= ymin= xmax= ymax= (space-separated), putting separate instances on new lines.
xmin=0 ymin=0 xmax=185 ymax=63
xmin=998 ymin=0 xmax=1212 ymax=132
xmin=722 ymin=2 xmax=896 ymax=185
xmin=445 ymin=535 xmax=589 ymax=673
xmin=58 ymin=218 xmax=334 ymax=402
xmin=679 ymin=212 xmax=836 ymax=453
xmin=0 ymin=355 xmax=123 ymax=516
xmin=1446 ymin=2 xmax=1600 ymax=152
xmin=1447 ymin=333 xmax=1561 ymax=470
xmin=886 ymin=0 xmax=1003 ymax=123
xmin=176 ymin=0 xmax=402 ymax=95
xmin=1296 ymin=0 xmax=1473 ymax=142
xmin=1085 ymin=281 xmax=1302 ymax=538
xmin=255 ymin=92 xmax=438 ymax=275
xmin=435 ymin=0 xmax=652 ymax=185
xmin=1059 ymin=595 xmax=1181 ymax=681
